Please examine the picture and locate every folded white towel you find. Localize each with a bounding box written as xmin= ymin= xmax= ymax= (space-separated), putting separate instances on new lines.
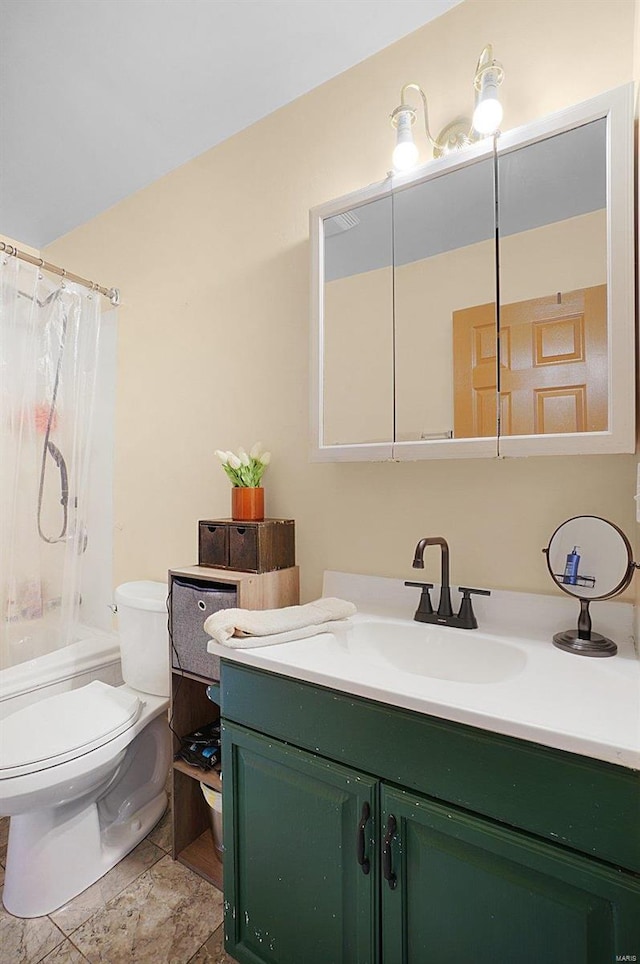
xmin=206 ymin=619 xmax=349 ymax=650
xmin=204 ymin=597 xmax=357 ymax=649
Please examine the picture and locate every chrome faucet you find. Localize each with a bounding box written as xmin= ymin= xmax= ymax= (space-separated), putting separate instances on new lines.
xmin=405 ymin=537 xmax=490 ymax=630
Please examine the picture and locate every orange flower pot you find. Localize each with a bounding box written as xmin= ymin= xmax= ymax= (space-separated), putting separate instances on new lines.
xmin=231 ymin=486 xmax=264 ymax=522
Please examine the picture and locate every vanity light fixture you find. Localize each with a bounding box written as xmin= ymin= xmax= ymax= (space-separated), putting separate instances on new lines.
xmin=390 ymin=44 xmax=504 ymax=171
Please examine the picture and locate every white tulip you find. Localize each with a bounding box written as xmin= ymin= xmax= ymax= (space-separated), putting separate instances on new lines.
xmin=259 ymin=451 xmax=271 ymax=465
xmin=238 ymin=448 xmax=251 ymax=467
xmin=215 ymin=450 xmax=229 ymax=465
xmin=228 ymin=454 xmax=242 ymax=470
xmin=250 ymin=442 xmax=262 ymax=459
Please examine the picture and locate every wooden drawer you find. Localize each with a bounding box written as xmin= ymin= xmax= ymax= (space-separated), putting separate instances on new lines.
xmin=229 ymin=525 xmax=257 ymax=570
xmin=198 ymin=519 xmax=295 ymax=573
xmin=198 ymin=523 xmax=229 ymax=568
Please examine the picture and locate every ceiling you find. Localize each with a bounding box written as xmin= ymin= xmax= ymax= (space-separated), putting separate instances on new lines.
xmin=0 ymin=0 xmax=462 ymax=249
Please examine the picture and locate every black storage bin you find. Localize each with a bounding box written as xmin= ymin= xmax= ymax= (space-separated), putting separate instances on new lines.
xmin=170 ymin=577 xmax=237 ymax=680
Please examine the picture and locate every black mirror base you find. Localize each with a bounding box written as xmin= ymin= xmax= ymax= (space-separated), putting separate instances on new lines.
xmin=553 ymin=630 xmax=617 ymax=657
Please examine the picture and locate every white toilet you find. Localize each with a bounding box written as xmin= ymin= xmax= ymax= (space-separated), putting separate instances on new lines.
xmin=0 ymin=581 xmax=171 ymax=918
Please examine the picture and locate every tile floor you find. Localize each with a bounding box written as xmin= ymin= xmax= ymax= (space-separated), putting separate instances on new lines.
xmin=0 ymin=799 xmax=239 ymax=964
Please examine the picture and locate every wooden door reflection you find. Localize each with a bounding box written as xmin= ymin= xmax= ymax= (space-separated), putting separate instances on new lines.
xmin=453 ymin=285 xmax=607 ymax=438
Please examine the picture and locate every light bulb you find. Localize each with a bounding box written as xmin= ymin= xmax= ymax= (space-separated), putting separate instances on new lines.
xmin=392 ymin=109 xmax=418 ymax=171
xmin=472 ymin=74 xmax=503 ymax=135
xmin=393 ymin=138 xmax=419 ymax=171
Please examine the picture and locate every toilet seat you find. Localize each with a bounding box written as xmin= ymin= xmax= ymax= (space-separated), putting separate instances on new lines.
xmin=0 ymin=681 xmax=142 ymax=780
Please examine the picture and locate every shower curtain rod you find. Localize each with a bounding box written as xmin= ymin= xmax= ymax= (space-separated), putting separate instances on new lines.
xmin=0 ymin=241 xmax=120 ymax=306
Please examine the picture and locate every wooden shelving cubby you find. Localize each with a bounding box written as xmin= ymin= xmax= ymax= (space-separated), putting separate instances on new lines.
xmin=168 ymin=564 xmax=300 ymax=888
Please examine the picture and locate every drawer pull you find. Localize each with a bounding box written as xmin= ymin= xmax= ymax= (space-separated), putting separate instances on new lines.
xmin=356 ymin=801 xmax=370 ymax=875
xmin=382 ymin=814 xmax=397 ymax=890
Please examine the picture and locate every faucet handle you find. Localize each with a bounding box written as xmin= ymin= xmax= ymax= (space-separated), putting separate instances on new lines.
xmin=404 ymin=581 xmax=434 ymax=617
xmin=456 ymin=587 xmax=491 ymax=630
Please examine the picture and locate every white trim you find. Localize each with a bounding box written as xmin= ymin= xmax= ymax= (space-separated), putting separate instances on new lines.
xmin=392 ymin=438 xmax=498 ymax=461
xmin=310 ymin=442 xmax=393 ymax=463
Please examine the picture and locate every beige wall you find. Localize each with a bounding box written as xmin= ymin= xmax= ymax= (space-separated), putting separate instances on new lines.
xmin=633 ymin=0 xmax=640 ymax=622
xmin=44 ymin=0 xmax=637 ymax=602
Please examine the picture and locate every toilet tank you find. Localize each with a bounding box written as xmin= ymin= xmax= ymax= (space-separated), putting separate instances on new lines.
xmin=114 ymin=581 xmax=170 ymax=698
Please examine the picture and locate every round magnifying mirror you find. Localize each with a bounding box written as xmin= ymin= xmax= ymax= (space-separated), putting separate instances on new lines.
xmin=544 ymin=516 xmax=636 ymax=657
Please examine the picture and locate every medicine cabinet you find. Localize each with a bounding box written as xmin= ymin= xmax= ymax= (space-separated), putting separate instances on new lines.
xmin=309 ymin=85 xmax=634 ymax=462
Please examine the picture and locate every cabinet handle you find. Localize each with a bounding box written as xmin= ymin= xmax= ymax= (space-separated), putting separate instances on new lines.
xmin=356 ymin=801 xmax=370 ymax=875
xmin=382 ymin=814 xmax=397 ymax=890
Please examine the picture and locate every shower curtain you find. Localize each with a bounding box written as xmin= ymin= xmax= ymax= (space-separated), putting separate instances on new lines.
xmin=0 ymin=255 xmax=102 ymax=670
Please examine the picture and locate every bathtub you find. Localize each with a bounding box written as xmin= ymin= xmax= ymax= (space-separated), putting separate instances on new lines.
xmin=0 ymin=629 xmax=123 ymax=719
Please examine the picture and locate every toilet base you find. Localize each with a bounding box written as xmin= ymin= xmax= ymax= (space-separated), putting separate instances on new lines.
xmin=3 ymin=790 xmax=167 ymax=918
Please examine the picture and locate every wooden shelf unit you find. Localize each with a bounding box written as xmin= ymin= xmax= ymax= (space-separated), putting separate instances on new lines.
xmin=169 ymin=565 xmax=299 ymax=888
xmin=179 ymin=830 xmax=223 ymax=890
xmin=171 ymin=671 xmax=223 ymax=886
xmin=173 ymin=758 xmax=222 ymax=791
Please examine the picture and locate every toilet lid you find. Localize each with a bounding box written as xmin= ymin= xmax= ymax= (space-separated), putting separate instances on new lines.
xmin=0 ymin=681 xmax=142 ymax=778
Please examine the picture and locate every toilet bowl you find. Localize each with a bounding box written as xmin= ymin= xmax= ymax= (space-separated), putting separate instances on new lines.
xmin=0 ymin=581 xmax=171 ymax=918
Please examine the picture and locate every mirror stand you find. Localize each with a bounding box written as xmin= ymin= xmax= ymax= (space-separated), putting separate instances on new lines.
xmin=544 ymin=515 xmax=638 ymax=659
xmin=553 ymin=598 xmax=617 ymax=657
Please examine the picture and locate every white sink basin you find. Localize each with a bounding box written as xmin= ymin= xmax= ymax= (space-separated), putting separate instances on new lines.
xmin=330 ymin=619 xmax=527 ymax=684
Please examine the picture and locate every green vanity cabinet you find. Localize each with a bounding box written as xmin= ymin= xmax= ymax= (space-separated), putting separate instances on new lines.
xmin=220 ymin=663 xmax=640 ymax=964
xmin=381 ymin=786 xmax=639 ymax=964
xmin=223 ymin=722 xmax=378 ymax=963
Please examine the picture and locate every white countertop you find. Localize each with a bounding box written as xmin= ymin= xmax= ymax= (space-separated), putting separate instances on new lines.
xmin=207 ymin=571 xmax=640 ymax=770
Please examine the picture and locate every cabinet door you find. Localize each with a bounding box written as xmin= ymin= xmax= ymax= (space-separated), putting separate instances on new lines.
xmin=223 ymin=722 xmax=378 ymax=964
xmin=381 ymin=785 xmax=640 ymax=964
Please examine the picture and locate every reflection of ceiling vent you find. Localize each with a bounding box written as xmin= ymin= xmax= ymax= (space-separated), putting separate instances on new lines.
xmin=324 ymin=211 xmax=360 ymax=236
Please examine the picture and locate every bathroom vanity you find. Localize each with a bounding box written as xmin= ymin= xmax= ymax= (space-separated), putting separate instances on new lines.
xmin=220 ymin=665 xmax=638 ymax=964
xmin=210 ymin=574 xmax=640 ymax=964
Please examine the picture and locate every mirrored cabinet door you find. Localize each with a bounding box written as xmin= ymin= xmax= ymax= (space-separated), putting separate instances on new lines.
xmin=321 ymin=195 xmax=394 ymax=449
xmin=393 ymin=156 xmax=497 ymax=450
xmin=495 ymin=85 xmax=634 ymax=456
xmin=497 ymin=120 xmax=608 ymax=440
